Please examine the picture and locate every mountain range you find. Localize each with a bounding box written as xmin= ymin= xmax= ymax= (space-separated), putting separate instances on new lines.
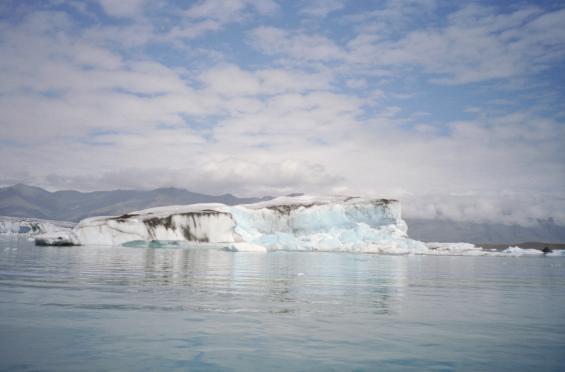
xmin=1 ymin=184 xmax=564 ymax=244
xmin=0 ymin=184 xmax=268 ymax=222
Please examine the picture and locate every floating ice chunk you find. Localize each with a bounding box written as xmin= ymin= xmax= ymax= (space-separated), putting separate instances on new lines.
xmin=424 ymin=242 xmax=487 ymax=256
xmin=423 ymin=243 xmax=564 ymax=257
xmin=225 ymin=243 xmax=268 ymax=252
xmin=501 ymin=246 xmax=544 ymax=256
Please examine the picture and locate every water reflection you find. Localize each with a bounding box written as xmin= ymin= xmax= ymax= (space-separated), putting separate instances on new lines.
xmin=0 ymin=241 xmax=406 ymax=316
xmin=2 ymin=240 xmax=565 ymax=372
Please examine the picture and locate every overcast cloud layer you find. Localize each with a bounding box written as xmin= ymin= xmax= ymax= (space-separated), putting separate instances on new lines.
xmin=1 ymin=0 xmax=564 ymax=226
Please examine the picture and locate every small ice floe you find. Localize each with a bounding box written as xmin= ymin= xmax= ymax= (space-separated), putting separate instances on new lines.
xmin=225 ymin=243 xmax=268 ymax=252
xmin=424 ymin=242 xmax=489 ymax=256
xmin=501 ymin=246 xmax=543 ymax=256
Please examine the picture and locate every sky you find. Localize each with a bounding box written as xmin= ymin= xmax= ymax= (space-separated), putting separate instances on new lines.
xmin=0 ymin=0 xmax=564 ymax=226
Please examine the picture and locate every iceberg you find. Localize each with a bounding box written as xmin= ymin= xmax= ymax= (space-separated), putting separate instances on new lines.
xmin=0 ymin=216 xmax=74 ymax=240
xmin=33 ymin=196 xmax=428 ymax=252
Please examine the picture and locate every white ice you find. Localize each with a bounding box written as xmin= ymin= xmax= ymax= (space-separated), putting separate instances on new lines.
xmin=0 ymin=216 xmax=74 ymax=240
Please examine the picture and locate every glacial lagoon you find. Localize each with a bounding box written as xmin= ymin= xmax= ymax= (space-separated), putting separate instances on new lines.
xmin=1 ymin=239 xmax=564 ymax=371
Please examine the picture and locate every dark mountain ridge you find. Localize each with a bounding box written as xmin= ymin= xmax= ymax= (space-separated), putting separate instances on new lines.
xmin=0 ymin=184 xmax=269 ymax=222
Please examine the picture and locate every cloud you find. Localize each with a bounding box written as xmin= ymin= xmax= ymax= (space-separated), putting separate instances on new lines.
xmin=185 ymin=0 xmax=278 ymax=22
xmin=403 ymin=193 xmax=565 ymax=227
xmin=346 ymin=4 xmax=565 ymax=83
xmin=346 ymin=0 xmax=439 ymax=35
xmin=167 ymin=20 xmax=222 ymax=40
xmin=4 ymin=158 xmax=342 ymax=197
xmin=0 ymin=1 xmax=564 ymax=227
xmin=199 ymin=64 xmax=331 ymax=96
xmin=98 ymin=0 xmax=145 ymax=18
xmin=249 ymin=4 xmax=565 ymax=84
xmin=345 ymin=79 xmax=367 ymax=89
xmin=87 ymin=0 xmax=281 ymax=47
xmin=300 ymin=0 xmax=346 ymax=17
xmin=197 ymin=158 xmax=343 ymax=195
xmin=249 ymin=27 xmax=346 ymax=61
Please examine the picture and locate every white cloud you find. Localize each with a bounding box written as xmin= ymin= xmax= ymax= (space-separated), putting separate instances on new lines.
xmin=1 ymin=11 xmax=563 ymax=202
xmin=249 ymin=4 xmax=565 ymax=84
xmin=98 ymin=0 xmax=145 ymax=18
xmin=89 ymin=0 xmax=280 ymax=47
xmin=344 ymin=0 xmax=439 ymax=36
xmin=167 ymin=20 xmax=221 ymax=40
xmin=27 ymin=158 xmax=341 ymax=197
xmin=346 ymin=4 xmax=565 ymax=83
xmin=197 ymin=158 xmax=342 ymax=195
xmin=199 ymin=64 xmax=331 ymax=96
xmin=185 ymin=0 xmax=278 ymax=22
xmin=300 ymin=0 xmax=345 ymax=17
xmin=249 ymin=27 xmax=346 ymax=61
xmin=84 ymin=22 xmax=156 ymax=47
xmin=1 ymin=2 xmax=564 ymax=227
xmin=403 ymin=193 xmax=565 ymax=227
xmin=345 ymin=79 xmax=367 ymax=89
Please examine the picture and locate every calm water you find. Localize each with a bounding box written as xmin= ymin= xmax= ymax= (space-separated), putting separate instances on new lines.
xmin=1 ymin=240 xmax=564 ymax=372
